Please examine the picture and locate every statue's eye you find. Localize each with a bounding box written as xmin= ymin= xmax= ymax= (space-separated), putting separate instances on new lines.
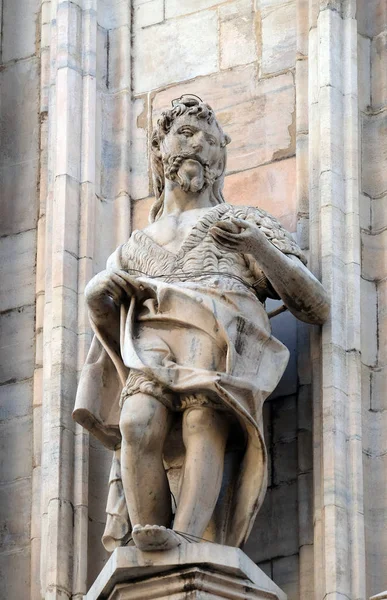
xmin=179 ymin=128 xmax=194 ymax=137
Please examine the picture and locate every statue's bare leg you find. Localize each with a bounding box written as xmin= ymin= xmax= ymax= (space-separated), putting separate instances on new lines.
xmin=173 ymin=406 xmax=229 ymax=538
xmin=119 ymin=393 xmax=172 ymax=529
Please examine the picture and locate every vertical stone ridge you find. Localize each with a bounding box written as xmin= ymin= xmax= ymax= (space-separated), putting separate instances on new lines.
xmin=72 ymin=1 xmax=97 ymax=597
xmin=295 ymin=0 xmax=316 ymax=596
xmin=40 ymin=0 xmax=82 ymax=597
xmin=309 ymin=1 xmax=365 ymax=599
xmin=31 ymin=2 xmax=50 ymax=598
xmin=359 ymin=1 xmax=387 ymax=596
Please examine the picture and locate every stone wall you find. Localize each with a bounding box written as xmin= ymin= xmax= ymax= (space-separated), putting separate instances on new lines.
xmin=358 ymin=1 xmax=387 ymax=596
xmin=0 ymin=0 xmax=41 ymax=598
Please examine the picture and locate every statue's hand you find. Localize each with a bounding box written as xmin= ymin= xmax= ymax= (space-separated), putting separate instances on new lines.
xmin=85 ymin=269 xmax=140 ymax=311
xmin=209 ymin=217 xmax=269 ymax=255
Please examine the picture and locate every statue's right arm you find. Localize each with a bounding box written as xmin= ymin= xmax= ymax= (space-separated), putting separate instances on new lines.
xmin=84 ymin=270 xmax=124 ymax=356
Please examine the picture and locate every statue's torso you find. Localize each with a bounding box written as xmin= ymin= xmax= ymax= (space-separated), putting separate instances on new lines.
xmin=119 ymin=204 xmax=281 ymax=303
xmin=141 ymin=207 xmax=213 ymax=255
xmin=115 ymin=203 xmax=305 ymax=305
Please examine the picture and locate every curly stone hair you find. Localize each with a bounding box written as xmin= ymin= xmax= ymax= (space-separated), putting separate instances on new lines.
xmin=149 ymin=94 xmax=231 ymax=223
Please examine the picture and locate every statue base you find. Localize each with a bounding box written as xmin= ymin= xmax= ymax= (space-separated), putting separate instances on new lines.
xmin=85 ymin=543 xmax=287 ymax=600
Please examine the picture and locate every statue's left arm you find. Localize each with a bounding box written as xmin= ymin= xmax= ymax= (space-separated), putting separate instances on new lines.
xmin=210 ymin=216 xmax=329 ymax=325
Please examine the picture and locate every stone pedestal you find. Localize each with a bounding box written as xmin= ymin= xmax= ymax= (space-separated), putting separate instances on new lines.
xmin=85 ymin=543 xmax=287 ymax=600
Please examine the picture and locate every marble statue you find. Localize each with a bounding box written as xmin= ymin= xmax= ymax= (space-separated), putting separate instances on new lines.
xmin=73 ymin=94 xmax=329 ymax=553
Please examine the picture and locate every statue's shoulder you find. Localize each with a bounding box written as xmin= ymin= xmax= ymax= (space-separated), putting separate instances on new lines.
xmin=227 ymin=203 xmax=307 ymax=265
xmin=106 ymin=244 xmax=125 ymax=270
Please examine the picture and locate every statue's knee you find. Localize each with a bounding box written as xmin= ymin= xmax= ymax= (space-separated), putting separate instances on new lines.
xmin=184 ymin=407 xmax=214 ymax=435
xmin=119 ymin=397 xmax=164 ymax=452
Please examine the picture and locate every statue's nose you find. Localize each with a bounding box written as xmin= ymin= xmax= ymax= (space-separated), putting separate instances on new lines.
xmin=192 ymin=141 xmax=203 ymax=152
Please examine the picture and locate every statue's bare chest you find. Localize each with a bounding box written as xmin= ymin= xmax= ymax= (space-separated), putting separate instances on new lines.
xmin=141 ymin=208 xmax=211 ymax=254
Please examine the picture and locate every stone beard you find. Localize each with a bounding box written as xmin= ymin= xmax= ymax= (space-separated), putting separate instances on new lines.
xmin=74 ymin=94 xmax=329 ymax=553
xmin=164 ymin=153 xmax=216 ymax=193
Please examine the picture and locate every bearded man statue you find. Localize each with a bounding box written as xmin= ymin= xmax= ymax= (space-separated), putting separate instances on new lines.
xmin=73 ymin=95 xmax=329 ymax=553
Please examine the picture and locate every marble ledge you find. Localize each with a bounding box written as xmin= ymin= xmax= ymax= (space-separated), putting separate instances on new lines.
xmin=86 ymin=543 xmax=287 ymax=600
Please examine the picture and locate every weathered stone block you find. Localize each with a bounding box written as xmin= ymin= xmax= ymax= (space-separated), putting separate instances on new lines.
xmin=130 ymin=97 xmax=150 ymax=200
xmin=361 ymin=278 xmax=377 ymax=367
xmin=317 ymin=7 xmax=343 ymax=92
xmin=272 ymin=395 xmax=297 ymax=444
xmin=298 ymin=545 xmax=314 ymax=598
xmin=223 ymin=158 xmax=297 ymax=232
xmin=358 ymin=34 xmax=371 ymax=112
xmin=0 ymin=379 xmax=33 ymax=422
xmin=362 ymin=230 xmax=387 ymax=283
xmin=165 ymin=0 xmax=220 ymax=19
xmin=0 ymin=305 xmax=35 ymax=385
xmin=108 ymin=25 xmax=131 ymax=93
xmin=0 ymin=162 xmax=39 ymax=238
xmin=0 ymin=416 xmax=32 ymax=484
xmin=273 ymin=555 xmax=299 ymax=600
xmin=377 ymin=279 xmax=387 ymax=367
xmin=371 ymin=31 xmax=387 ymax=112
xmin=362 ymin=112 xmax=387 ymax=199
xmin=273 ymin=439 xmax=298 ymax=485
xmin=1 ymin=0 xmax=39 ymax=63
xmin=133 ymin=10 xmax=218 ymax=93
xmin=51 ymin=245 xmax=78 ymax=291
xmin=0 ymin=478 xmax=32 ymax=550
xmin=244 ymin=481 xmax=298 ymax=563
xmin=0 ymin=229 xmax=36 ymax=313
xmin=53 ymin=174 xmax=80 ymax=258
xmin=56 ymin=67 xmax=82 ymax=181
xmin=87 ymin=518 xmax=110 ymax=591
xmin=89 ymin=442 xmax=112 ymax=523
xmin=134 ymin=0 xmax=164 ymax=29
xmin=93 ymin=198 xmax=117 ymax=272
xmin=261 ymin=1 xmax=296 ymax=75
xmin=318 ymin=85 xmax=344 ymax=178
xmin=153 ymin=68 xmax=295 ymax=174
xmin=0 ymin=547 xmax=30 ymax=600
xmin=0 ymin=58 xmax=39 ymax=169
xmin=97 ymin=25 xmax=108 ymax=91
xmin=372 ymin=194 xmax=387 ymax=233
xmin=360 ymin=193 xmax=371 ymax=231
xmin=298 ymin=473 xmax=313 ymax=546
xmin=357 ymin=0 xmax=387 ymax=38
xmin=41 ymin=427 xmax=75 ymax=507
xmin=269 ymin=310 xmax=297 ymax=398
xmin=101 ymin=91 xmax=130 ymax=199
xmin=56 ymin=0 xmax=83 ymax=72
xmin=97 ymin=0 xmax=130 ymax=29
xmin=371 ymin=366 xmax=387 ymax=412
xmin=220 ymin=0 xmax=257 ymax=70
xmin=51 ymin=285 xmax=78 ymax=334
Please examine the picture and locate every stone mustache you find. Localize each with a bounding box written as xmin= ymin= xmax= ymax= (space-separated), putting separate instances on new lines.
xmin=74 ymin=94 xmax=329 ymax=553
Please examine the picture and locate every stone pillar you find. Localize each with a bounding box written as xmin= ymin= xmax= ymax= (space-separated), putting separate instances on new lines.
xmin=308 ymin=1 xmax=366 ymax=599
xmin=85 ymin=545 xmax=287 ymax=600
xmin=37 ymin=1 xmax=132 ymax=598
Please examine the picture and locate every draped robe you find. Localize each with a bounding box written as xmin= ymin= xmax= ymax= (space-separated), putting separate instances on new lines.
xmin=73 ymin=203 xmax=306 ymax=550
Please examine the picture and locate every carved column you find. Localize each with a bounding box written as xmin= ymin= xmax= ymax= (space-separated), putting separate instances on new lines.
xmin=37 ymin=1 xmax=131 ymax=597
xmin=308 ymin=1 xmax=366 ymax=598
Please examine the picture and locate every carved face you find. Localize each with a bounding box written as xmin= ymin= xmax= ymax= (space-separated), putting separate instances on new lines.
xmin=160 ymin=114 xmax=226 ymax=193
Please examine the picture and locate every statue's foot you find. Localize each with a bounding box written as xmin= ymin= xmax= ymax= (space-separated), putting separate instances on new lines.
xmin=132 ymin=524 xmax=182 ymax=552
